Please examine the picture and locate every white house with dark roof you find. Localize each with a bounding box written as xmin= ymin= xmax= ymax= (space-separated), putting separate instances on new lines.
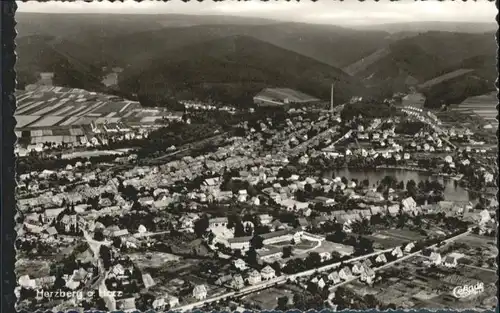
xmin=339 ymin=267 xmax=352 ymax=280
xmin=231 ymin=274 xmax=245 ymax=290
xmin=360 ymin=266 xmax=375 ymax=284
xmin=246 ymin=269 xmax=262 ymax=285
xmin=402 ymin=197 xmax=417 ymax=211
xmin=261 ymin=265 xmax=276 ymax=280
xmin=43 ymin=208 xmax=65 ymax=224
xmin=233 ymin=258 xmax=247 ymax=271
xmin=392 ymin=246 xmax=403 ymax=258
xmin=352 ymin=262 xmax=364 ymax=274
xmin=429 ymin=252 xmax=442 ymax=265
xmin=443 ymin=256 xmax=457 ymax=268
xmin=375 ymin=254 xmax=387 ymax=264
xmin=193 ymin=284 xmax=208 ymax=300
xmin=328 ymin=271 xmax=341 ymax=284
xmin=404 ymin=242 xmax=416 ymax=253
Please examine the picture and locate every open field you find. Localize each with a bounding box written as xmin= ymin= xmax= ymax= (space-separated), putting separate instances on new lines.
xmin=365 ymin=228 xmax=425 ymax=249
xmin=15 ymin=258 xmax=52 ymax=279
xmin=127 ymin=252 xmax=182 ymax=270
xmin=418 ymin=69 xmax=474 ymax=89
xmin=349 ymin=253 xmax=497 ymax=310
xmin=242 ymin=286 xmax=294 ymax=309
xmin=448 ymin=92 xmax=497 ymax=128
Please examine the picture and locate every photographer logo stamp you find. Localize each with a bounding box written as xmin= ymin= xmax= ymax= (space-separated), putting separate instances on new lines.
xmin=452 ymin=282 xmax=485 ymax=299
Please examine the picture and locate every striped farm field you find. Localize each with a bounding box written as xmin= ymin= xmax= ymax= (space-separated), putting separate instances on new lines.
xmin=28 ymin=115 xmax=67 ymax=128
xmin=15 ymin=115 xmax=41 ymax=128
xmin=15 ymin=86 xmax=174 ymax=131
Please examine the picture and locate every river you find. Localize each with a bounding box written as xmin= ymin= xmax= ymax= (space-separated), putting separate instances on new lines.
xmin=323 ymin=168 xmax=475 ymax=203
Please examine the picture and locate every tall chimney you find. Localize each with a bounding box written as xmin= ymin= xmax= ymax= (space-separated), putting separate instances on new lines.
xmin=330 ymin=83 xmax=334 ymax=113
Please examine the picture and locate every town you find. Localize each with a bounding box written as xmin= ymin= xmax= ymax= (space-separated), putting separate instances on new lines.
xmin=14 ymin=80 xmax=497 ymax=312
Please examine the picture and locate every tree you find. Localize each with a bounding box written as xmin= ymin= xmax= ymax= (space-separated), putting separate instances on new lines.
xmin=234 ymin=221 xmax=246 ymax=237
xmin=277 ymin=296 xmax=289 ymax=311
xmin=304 ymin=183 xmax=313 ymax=194
xmin=397 ymin=181 xmax=405 ymax=190
xmin=305 ymin=252 xmax=322 ymax=268
xmin=293 ymin=293 xmax=306 ymax=311
xmin=354 ymin=237 xmax=374 ymax=256
xmin=234 ymin=249 xmax=242 ymax=259
xmin=99 ymin=245 xmax=112 ymax=270
xmin=250 ymin=235 xmax=264 ymax=249
xmin=327 ymin=229 xmax=347 ymax=243
xmin=282 ymin=246 xmax=293 ymax=258
xmin=93 ymin=230 xmax=104 ymax=241
xmin=246 ymin=247 xmax=258 ymax=265
xmin=244 ymin=223 xmax=253 ymax=236
xmin=194 ymin=215 xmax=209 ymax=238
xmin=364 ymin=294 xmax=379 ymax=309
xmin=112 ymin=237 xmax=122 ymax=249
xmin=278 ymin=167 xmax=292 ymax=179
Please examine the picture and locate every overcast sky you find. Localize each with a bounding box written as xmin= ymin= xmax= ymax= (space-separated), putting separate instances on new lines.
xmin=17 ymin=0 xmax=496 ymax=26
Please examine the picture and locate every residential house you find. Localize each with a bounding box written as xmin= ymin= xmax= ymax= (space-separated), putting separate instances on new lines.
xmin=257 ymin=248 xmax=283 ymax=263
xmin=167 ymin=295 xmax=179 ymax=308
xmin=246 ymin=270 xmax=262 ymax=285
xmin=387 ymin=204 xmax=399 ymax=216
xmin=360 ymin=266 xmax=375 ymax=284
xmin=365 ymin=191 xmax=383 ymax=201
xmin=142 ymin=273 xmax=155 ymax=289
xmin=375 ymin=254 xmax=387 ymax=264
xmin=238 ymin=190 xmax=248 ymax=202
xmin=480 ymin=209 xmax=491 ymax=224
xmin=112 ymin=229 xmax=129 ymax=238
xmin=215 ymin=275 xmax=232 ymax=286
xmin=402 ymin=197 xmax=417 ymax=211
xmin=231 ymin=274 xmax=245 ymax=290
xmin=443 ymin=256 xmax=457 ymax=268
xmin=404 ymin=242 xmax=415 ymax=253
xmin=298 ymin=218 xmax=309 ymax=229
xmin=392 ymin=246 xmax=403 ymax=258
xmin=18 ymin=275 xmax=36 ymax=289
xmin=227 ymin=236 xmax=252 ymax=251
xmin=339 ymin=267 xmax=352 ymax=280
xmin=319 ymin=252 xmax=332 ymax=262
xmin=429 ymin=252 xmax=442 ymax=265
xmin=352 ymin=262 xmax=364 ymax=275
xmin=327 ymin=271 xmax=341 ymax=284
xmin=43 ymin=208 xmax=65 ymax=224
xmin=233 ymin=258 xmax=247 ymax=271
xmin=193 ymin=284 xmax=208 ymax=300
xmin=112 ymin=264 xmax=126 ymax=276
xmin=261 ymin=265 xmax=276 ymax=280
xmin=60 ymin=214 xmax=78 ymax=232
xmin=154 ymin=294 xmax=179 ymax=309
xmin=363 ymin=259 xmax=373 ymax=269
xmin=116 ymin=297 xmax=136 ymax=312
xmin=317 ymin=278 xmax=326 ymax=289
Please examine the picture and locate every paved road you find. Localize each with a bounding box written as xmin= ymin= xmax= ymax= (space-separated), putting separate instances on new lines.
xmin=176 ymin=229 xmax=471 ymax=311
xmin=328 ymin=229 xmax=472 ymax=291
xmin=176 ymin=247 xmax=395 ymax=311
xmin=462 ymin=264 xmax=497 ymax=273
xmin=290 ymin=126 xmax=339 ymax=156
xmin=151 ymin=131 xmax=229 ymax=162
xmin=133 ymin=230 xmax=171 ymax=238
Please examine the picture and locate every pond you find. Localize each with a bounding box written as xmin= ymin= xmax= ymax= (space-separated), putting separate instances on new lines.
xmin=323 ymin=168 xmax=475 ymax=203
